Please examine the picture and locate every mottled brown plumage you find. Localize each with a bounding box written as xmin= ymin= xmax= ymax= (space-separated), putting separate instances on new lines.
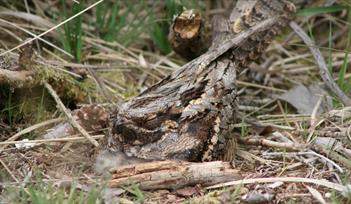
xmin=106 ymin=0 xmax=295 ymax=162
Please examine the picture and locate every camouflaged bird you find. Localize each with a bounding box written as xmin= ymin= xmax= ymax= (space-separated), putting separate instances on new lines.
xmin=106 ymin=0 xmax=295 ymax=162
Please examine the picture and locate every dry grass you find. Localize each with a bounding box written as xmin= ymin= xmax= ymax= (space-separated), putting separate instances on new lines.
xmin=1 ymin=0 xmax=351 ymax=203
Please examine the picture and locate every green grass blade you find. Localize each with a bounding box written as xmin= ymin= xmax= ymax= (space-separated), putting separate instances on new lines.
xmin=327 ymin=21 xmax=333 ymax=74
xmin=105 ymin=3 xmax=119 ymax=41
xmin=337 ymin=5 xmax=351 ymax=90
xmin=58 ymin=0 xmax=84 ymax=62
xmin=297 ymin=5 xmax=347 ymax=16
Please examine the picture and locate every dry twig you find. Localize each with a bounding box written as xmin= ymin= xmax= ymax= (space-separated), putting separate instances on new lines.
xmin=44 ymin=82 xmax=99 ymax=147
xmin=239 ymin=137 xmax=306 ymax=151
xmin=0 ymin=135 xmax=104 ymax=146
xmin=207 ymin=177 xmax=346 ymax=192
xmin=0 ymin=158 xmax=19 ymax=182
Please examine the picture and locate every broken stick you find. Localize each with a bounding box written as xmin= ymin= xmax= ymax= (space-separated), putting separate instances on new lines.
xmin=109 ymin=160 xmax=241 ymax=190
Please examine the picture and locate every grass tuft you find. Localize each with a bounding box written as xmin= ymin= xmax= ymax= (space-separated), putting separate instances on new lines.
xmin=59 ymin=0 xmax=84 ymax=62
xmin=95 ymin=1 xmax=123 ymax=42
xmin=337 ymin=4 xmax=351 ymax=92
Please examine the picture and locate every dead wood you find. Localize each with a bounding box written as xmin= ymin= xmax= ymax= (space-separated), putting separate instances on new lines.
xmin=109 ymin=160 xmax=241 ymax=190
xmin=0 ymin=69 xmax=33 ymax=87
xmin=239 ymin=137 xmax=306 ymax=151
xmin=168 ymin=10 xmax=209 ymax=60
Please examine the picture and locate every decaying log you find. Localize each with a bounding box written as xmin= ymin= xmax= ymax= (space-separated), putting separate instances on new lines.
xmin=168 ymin=10 xmax=209 ymax=60
xmin=109 ymin=160 xmax=241 ymax=190
xmin=0 ymin=69 xmax=33 ymax=87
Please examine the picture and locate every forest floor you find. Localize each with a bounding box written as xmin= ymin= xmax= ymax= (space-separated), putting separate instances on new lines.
xmin=1 ymin=0 xmax=351 ymax=203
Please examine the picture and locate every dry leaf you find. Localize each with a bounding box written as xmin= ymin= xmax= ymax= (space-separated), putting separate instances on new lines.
xmin=175 ymin=186 xmax=200 ymax=197
xmin=278 ymin=84 xmax=332 ymax=114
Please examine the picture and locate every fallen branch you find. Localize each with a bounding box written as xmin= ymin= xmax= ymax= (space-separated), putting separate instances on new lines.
xmin=109 ymin=160 xmax=241 ymax=190
xmin=0 ymin=69 xmax=32 ymax=87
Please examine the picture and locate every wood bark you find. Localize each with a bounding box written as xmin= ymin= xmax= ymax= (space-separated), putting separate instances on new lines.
xmin=109 ymin=160 xmax=240 ymax=190
xmin=0 ymin=69 xmax=33 ymax=87
xmin=168 ymin=10 xmax=209 ymax=60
